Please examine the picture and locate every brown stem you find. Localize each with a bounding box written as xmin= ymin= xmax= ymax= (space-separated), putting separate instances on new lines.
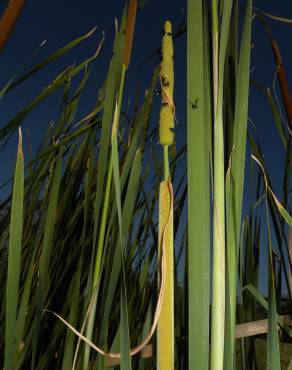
xmin=269 ymin=36 xmax=292 ymax=126
xmin=123 ymin=0 xmax=137 ymax=69
xmin=0 ymin=0 xmax=26 ymax=53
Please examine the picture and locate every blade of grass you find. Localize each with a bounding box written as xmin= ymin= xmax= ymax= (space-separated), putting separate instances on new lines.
xmin=211 ymin=0 xmax=233 ymax=368
xmin=6 ymin=27 xmax=98 ymax=92
xmin=0 ymin=48 xmax=102 ymax=145
xmin=80 ymin=19 xmax=127 ymax=366
xmin=4 ymin=128 xmax=24 ymax=370
xmin=252 ymin=154 xmax=292 ymax=228
xmin=15 ymin=245 xmax=37 ymax=355
xmin=266 ymin=88 xmax=288 ymax=150
xmin=61 ymin=269 xmax=81 ymax=370
xmin=224 ymin=1 xmax=252 ymax=368
xmin=187 ymin=2 xmax=211 ymax=369
xmin=32 ymin=145 xmax=63 ymax=368
xmin=266 ymin=197 xmax=281 ymax=370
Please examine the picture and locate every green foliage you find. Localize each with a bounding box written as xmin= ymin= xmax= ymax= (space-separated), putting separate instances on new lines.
xmin=0 ymin=1 xmax=292 ymax=370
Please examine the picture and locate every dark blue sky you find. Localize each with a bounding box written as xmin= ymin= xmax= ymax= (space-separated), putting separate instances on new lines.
xmin=0 ymin=0 xmax=185 ymax=183
xmin=0 ymin=0 xmax=291 ymax=183
xmin=249 ymin=1 xmax=292 ymax=190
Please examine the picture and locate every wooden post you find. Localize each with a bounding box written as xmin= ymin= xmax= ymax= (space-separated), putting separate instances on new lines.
xmin=289 ymin=228 xmax=292 ymax=296
xmin=105 ymin=315 xmax=292 ymax=367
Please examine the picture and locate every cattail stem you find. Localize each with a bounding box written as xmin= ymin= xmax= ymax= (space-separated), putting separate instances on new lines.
xmin=270 ymin=37 xmax=292 ymax=126
xmin=157 ymin=180 xmax=174 ymax=370
xmin=164 ymin=145 xmax=169 ymax=181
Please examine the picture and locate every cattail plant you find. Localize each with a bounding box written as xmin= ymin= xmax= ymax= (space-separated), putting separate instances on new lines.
xmin=1 ymin=2 xmax=292 ymax=370
xmin=159 ymin=20 xmax=174 ymax=148
xmin=157 ymin=19 xmax=175 ymax=370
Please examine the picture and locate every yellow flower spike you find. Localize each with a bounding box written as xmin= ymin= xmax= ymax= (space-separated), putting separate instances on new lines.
xmin=159 ymin=20 xmax=175 ymax=146
xmin=157 ymin=179 xmax=174 ymax=370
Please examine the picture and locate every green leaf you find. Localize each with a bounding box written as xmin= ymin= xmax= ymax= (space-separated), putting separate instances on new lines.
xmin=266 ymin=197 xmax=281 ymax=370
xmin=187 ymin=2 xmax=211 ymax=369
xmin=224 ymin=1 xmax=253 ymax=368
xmin=0 ymin=52 xmax=100 ymax=145
xmin=266 ymin=88 xmax=288 ymax=150
xmin=111 ymin=104 xmax=132 ymax=370
xmin=32 ymin=145 xmax=63 ymax=367
xmin=6 ymin=27 xmax=98 ymax=93
xmin=4 ymin=129 xmax=24 ymax=370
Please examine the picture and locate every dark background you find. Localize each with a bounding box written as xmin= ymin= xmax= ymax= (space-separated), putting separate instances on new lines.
xmin=0 ymin=0 xmax=290 ymax=179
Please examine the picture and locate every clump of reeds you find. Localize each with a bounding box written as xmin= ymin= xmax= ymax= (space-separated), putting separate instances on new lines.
xmin=1 ymin=2 xmax=292 ymax=370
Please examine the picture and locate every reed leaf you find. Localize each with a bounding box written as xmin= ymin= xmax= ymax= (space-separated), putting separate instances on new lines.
xmin=111 ymin=103 xmax=132 ymax=370
xmin=266 ymin=198 xmax=281 ymax=370
xmin=0 ymin=49 xmax=102 ymax=145
xmin=6 ymin=27 xmax=97 ymax=93
xmin=187 ymin=1 xmax=210 ymax=369
xmin=210 ymin=0 xmax=233 ymax=368
xmin=4 ymin=129 xmax=24 ymax=370
xmin=32 ymin=145 xmax=63 ymax=367
xmin=224 ymin=1 xmax=252 ymax=368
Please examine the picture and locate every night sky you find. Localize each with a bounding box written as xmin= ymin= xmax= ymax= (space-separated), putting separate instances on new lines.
xmin=0 ymin=1 xmax=291 ymax=181
xmin=0 ymin=0 xmax=292 ymax=293
xmin=0 ymin=0 xmax=185 ymax=184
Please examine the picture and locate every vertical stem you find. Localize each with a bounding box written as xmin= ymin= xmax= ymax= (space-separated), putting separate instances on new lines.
xmin=211 ymin=107 xmax=226 ymax=370
xmin=157 ymin=180 xmax=174 ymax=370
xmin=164 ymin=145 xmax=169 ymax=180
xmin=157 ymin=20 xmax=174 ymax=370
xmin=210 ymin=1 xmax=226 ymax=370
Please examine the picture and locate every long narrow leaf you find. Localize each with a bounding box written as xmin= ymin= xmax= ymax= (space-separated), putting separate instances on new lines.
xmin=187 ymin=2 xmax=210 ymax=369
xmin=4 ymin=129 xmax=24 ymax=370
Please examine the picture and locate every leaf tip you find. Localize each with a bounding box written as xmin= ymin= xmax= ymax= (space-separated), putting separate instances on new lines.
xmin=87 ymin=26 xmax=98 ymax=38
xmin=18 ymin=126 xmax=23 ymax=155
xmin=112 ymin=100 xmax=119 ymax=137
